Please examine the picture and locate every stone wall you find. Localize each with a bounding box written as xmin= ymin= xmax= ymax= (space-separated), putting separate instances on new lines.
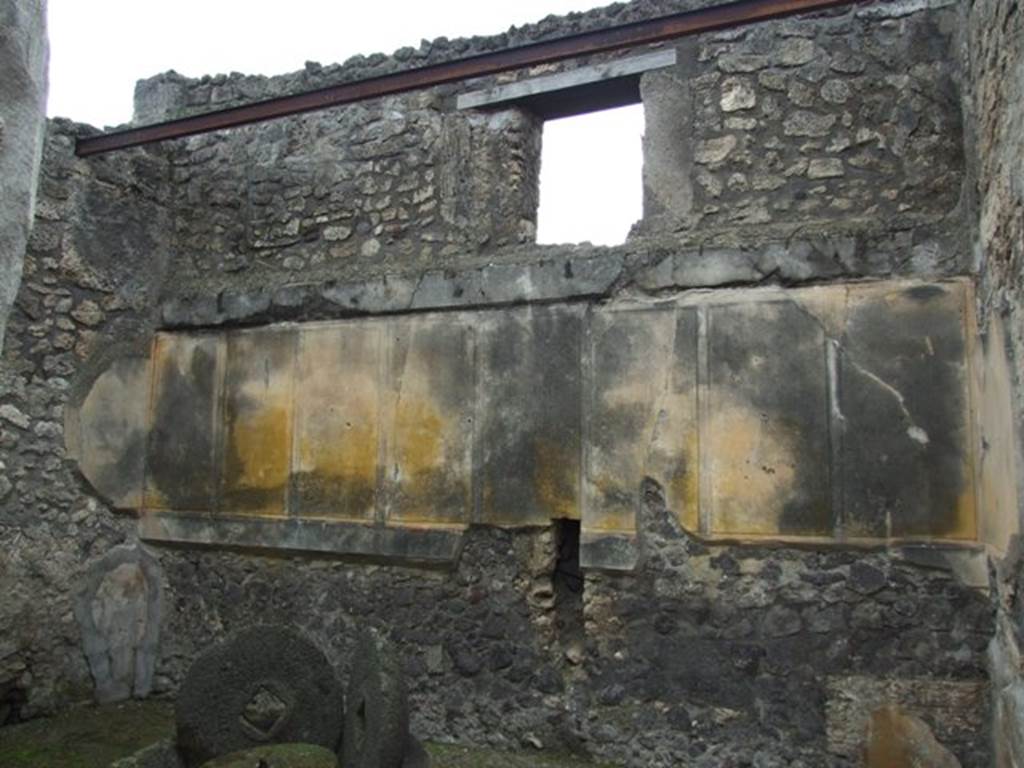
xmin=965 ymin=0 xmax=1024 ymax=763
xmin=0 ymin=118 xmax=169 ymax=722
xmin=141 ymin=0 xmax=965 ymax=304
xmin=0 ymin=1 xmax=1007 ymax=765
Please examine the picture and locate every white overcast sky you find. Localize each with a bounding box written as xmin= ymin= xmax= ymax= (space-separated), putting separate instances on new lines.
xmin=46 ymin=1 xmax=643 ymax=246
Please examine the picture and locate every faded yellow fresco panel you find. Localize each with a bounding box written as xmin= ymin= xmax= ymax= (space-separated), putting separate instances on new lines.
xmin=292 ymin=323 xmax=382 ymax=521
xmin=476 ymin=306 xmax=583 ymax=527
xmin=584 ymin=306 xmax=698 ymax=535
xmin=144 ymin=333 xmax=224 ymax=513
xmin=383 ymin=315 xmax=473 ymax=525
xmin=706 ymin=400 xmax=801 ymax=535
xmin=706 ymin=301 xmax=830 ymax=537
xmin=975 ymin=313 xmax=1018 ymax=553
xmin=840 ymin=280 xmax=976 ymax=540
xmin=221 ymin=328 xmax=296 ymax=517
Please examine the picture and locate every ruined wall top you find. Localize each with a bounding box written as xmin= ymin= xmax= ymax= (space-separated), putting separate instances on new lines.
xmin=131 ymin=0 xmax=963 ymax=127
xmin=133 ymin=0 xmax=722 ymax=124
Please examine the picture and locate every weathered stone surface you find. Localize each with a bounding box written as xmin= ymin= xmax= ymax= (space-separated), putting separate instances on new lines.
xmin=694 ymin=135 xmax=737 ymax=164
xmin=383 ymin=315 xmax=474 ymax=525
xmin=782 ymin=110 xmax=837 ymax=137
xmin=967 ymin=0 xmax=1024 ymax=760
xmin=175 ymin=625 xmax=344 ymax=768
xmin=342 ymin=629 xmax=410 ymax=768
xmin=0 ymin=0 xmax=48 ymax=350
xmin=139 ymin=512 xmax=465 ymax=564
xmin=864 ymin=706 xmax=962 ymax=767
xmin=641 ymin=62 xmax=695 ymax=226
xmin=72 ymin=544 xmax=163 ymax=704
xmin=720 ymin=77 xmax=756 ymax=112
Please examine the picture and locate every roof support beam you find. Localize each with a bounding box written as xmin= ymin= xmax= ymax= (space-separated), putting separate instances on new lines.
xmin=76 ymin=0 xmax=869 ymax=157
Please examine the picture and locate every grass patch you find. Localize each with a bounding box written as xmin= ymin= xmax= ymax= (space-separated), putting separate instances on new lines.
xmin=0 ymin=700 xmax=615 ymax=768
xmin=0 ymin=700 xmax=174 ymax=768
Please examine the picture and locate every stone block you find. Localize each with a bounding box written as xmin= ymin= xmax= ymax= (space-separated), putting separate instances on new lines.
xmin=139 ymin=512 xmax=464 ymax=565
xmin=0 ymin=0 xmax=48 ymax=350
xmin=73 ymin=544 xmax=163 ymax=704
xmin=342 ymin=629 xmax=410 ymax=768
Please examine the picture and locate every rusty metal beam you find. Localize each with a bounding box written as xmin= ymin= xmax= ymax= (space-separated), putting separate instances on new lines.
xmin=76 ymin=0 xmax=869 ymax=157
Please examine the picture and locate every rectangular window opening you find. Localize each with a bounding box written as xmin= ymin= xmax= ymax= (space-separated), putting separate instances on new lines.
xmin=536 ymin=102 xmax=645 ymax=247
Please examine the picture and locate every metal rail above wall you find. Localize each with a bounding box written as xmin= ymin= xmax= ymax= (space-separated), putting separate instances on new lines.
xmin=76 ymin=0 xmax=869 ymax=157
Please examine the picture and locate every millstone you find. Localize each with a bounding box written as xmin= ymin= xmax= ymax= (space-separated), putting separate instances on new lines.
xmin=176 ymin=625 xmax=344 ymax=767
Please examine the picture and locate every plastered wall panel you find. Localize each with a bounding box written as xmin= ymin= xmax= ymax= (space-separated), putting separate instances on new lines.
xmin=69 ymin=279 xmax=979 ymax=561
xmin=291 ymin=322 xmax=383 ymax=522
xmin=840 ymin=283 xmax=975 ymax=540
xmin=220 ymin=329 xmax=296 ymax=517
xmin=382 ymin=315 xmax=475 ymax=525
xmin=144 ymin=333 xmax=224 ymax=513
xmin=478 ymin=306 xmax=582 ymax=526
xmin=65 ymin=356 xmax=150 ymax=510
xmin=706 ymin=300 xmax=831 ymax=537
xmin=584 ymin=306 xmax=699 ymax=535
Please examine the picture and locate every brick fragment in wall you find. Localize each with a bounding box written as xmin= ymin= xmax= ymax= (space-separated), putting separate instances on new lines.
xmin=825 ymin=676 xmax=985 ymax=760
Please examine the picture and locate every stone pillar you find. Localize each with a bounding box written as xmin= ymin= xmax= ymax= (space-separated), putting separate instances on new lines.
xmin=0 ymin=0 xmax=49 ymax=351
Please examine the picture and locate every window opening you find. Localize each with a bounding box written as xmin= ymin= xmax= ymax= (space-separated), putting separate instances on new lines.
xmin=536 ymin=103 xmax=644 ymax=247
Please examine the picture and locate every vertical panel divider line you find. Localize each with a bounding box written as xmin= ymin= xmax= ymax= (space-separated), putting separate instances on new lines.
xmin=286 ymin=329 xmax=301 ymax=518
xmin=471 ymin=314 xmax=483 ymax=526
xmin=960 ymin=280 xmax=981 ymax=542
xmin=827 ymin=338 xmax=845 ymax=541
xmin=141 ymin=334 xmax=161 ymax=514
xmin=375 ymin=321 xmax=390 ymax=527
xmin=697 ymin=305 xmax=712 ymax=536
xmin=580 ymin=306 xmax=593 ymax=539
xmin=212 ymin=333 xmax=229 ymax=517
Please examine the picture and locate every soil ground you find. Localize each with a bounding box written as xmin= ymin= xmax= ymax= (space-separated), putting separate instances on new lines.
xmin=0 ymin=700 xmax=614 ymax=767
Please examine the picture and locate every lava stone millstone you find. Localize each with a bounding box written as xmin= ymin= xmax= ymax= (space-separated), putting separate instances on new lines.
xmin=175 ymin=625 xmax=345 ymax=767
